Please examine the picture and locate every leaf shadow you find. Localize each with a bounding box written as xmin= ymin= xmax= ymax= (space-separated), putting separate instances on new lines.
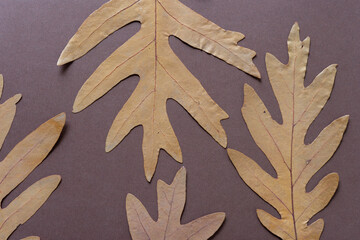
xmin=58 ymin=62 xmax=73 ymax=75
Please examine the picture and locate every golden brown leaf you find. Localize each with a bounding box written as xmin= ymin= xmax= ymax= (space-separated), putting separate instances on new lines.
xmin=0 ymin=75 xmax=22 ymax=150
xmin=0 ymin=109 xmax=66 ymax=240
xmin=126 ymin=167 xmax=225 ymax=239
xmin=228 ymin=23 xmax=349 ymax=240
xmin=58 ymin=0 xmax=260 ymax=181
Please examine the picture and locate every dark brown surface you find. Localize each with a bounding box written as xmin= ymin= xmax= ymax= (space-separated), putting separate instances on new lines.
xmin=0 ymin=0 xmax=359 ymax=239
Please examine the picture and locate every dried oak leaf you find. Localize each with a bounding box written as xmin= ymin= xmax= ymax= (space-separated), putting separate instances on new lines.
xmin=228 ymin=23 xmax=349 ymax=240
xmin=0 ymin=78 xmax=65 ymax=240
xmin=58 ymin=0 xmax=260 ymax=181
xmin=126 ymin=167 xmax=225 ymax=239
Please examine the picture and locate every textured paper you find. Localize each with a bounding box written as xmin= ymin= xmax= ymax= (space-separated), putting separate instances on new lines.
xmin=228 ymin=23 xmax=349 ymax=240
xmin=126 ymin=167 xmax=225 ymax=239
xmin=58 ymin=0 xmax=260 ymax=181
xmin=0 ymin=81 xmax=65 ymax=240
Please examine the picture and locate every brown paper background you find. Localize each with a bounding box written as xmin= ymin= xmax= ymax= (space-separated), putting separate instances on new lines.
xmin=0 ymin=0 xmax=359 ymax=239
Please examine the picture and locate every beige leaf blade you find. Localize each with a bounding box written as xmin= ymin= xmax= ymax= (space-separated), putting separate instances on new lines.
xmin=21 ymin=237 xmax=40 ymax=240
xmin=181 ymin=213 xmax=226 ymax=240
xmin=0 ymin=113 xmax=65 ymax=239
xmin=0 ymin=175 xmax=61 ymax=240
xmin=0 ymin=75 xmax=22 ymax=150
xmin=0 ymin=113 xmax=66 ymax=202
xmin=0 ymin=94 xmax=22 ymax=150
xmin=228 ymin=23 xmax=348 ymax=240
xmin=0 ymin=74 xmax=3 ymax=99
xmin=58 ymin=0 xmax=260 ymax=181
xmin=126 ymin=167 xmax=225 ymax=239
xmin=0 ymin=77 xmax=65 ymax=239
xmin=57 ymin=0 xmax=142 ymax=66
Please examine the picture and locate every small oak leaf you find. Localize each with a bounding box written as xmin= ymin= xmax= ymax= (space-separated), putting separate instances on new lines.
xmin=228 ymin=23 xmax=348 ymax=240
xmin=58 ymin=0 xmax=260 ymax=181
xmin=126 ymin=167 xmax=225 ymax=239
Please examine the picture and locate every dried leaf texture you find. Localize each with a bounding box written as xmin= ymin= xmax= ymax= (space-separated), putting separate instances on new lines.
xmin=228 ymin=23 xmax=349 ymax=240
xmin=0 ymin=80 xmax=65 ymax=240
xmin=58 ymin=0 xmax=260 ymax=181
xmin=0 ymin=74 xmax=22 ymax=151
xmin=126 ymin=167 xmax=225 ymax=239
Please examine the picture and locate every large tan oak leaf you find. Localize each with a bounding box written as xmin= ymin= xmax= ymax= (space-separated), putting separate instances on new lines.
xmin=0 ymin=76 xmax=65 ymax=240
xmin=58 ymin=0 xmax=260 ymax=181
xmin=126 ymin=167 xmax=225 ymax=239
xmin=228 ymin=23 xmax=348 ymax=240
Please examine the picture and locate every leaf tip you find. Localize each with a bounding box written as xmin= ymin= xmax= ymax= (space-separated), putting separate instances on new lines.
xmin=105 ymin=133 xmax=120 ymax=153
xmin=53 ymin=112 xmax=66 ymax=127
xmin=145 ymin=173 xmax=153 ymax=182
xmin=73 ymin=95 xmax=88 ymax=113
xmin=292 ymin=22 xmax=300 ymax=31
xmin=218 ymin=212 xmax=226 ymax=221
xmin=167 ymin=146 xmax=183 ymax=163
xmin=57 ymin=57 xmax=65 ymax=66
xmin=177 ymin=166 xmax=186 ymax=177
xmin=56 ymin=59 xmax=63 ymax=66
xmin=251 ymin=66 xmax=261 ymax=79
xmin=105 ymin=144 xmax=113 ymax=153
xmin=243 ymin=83 xmax=251 ymax=90
xmin=176 ymin=155 xmax=183 ymax=164
xmin=339 ymin=114 xmax=350 ymax=126
xmin=289 ymin=22 xmax=301 ymax=42
xmin=13 ymin=94 xmax=22 ymax=103
xmin=265 ymin=52 xmax=276 ymax=63
xmin=243 ymin=83 xmax=255 ymax=96
xmin=126 ymin=193 xmax=136 ymax=203
xmin=326 ymin=63 xmax=338 ymax=72
xmin=255 ymin=209 xmax=270 ymax=219
xmin=227 ymin=148 xmax=237 ymax=158
xmin=52 ymin=174 xmax=62 ymax=183
xmin=57 ymin=52 xmax=71 ymax=66
xmin=126 ymin=193 xmax=139 ymax=210
xmin=219 ymin=137 xmax=228 ymax=148
xmin=45 ymin=174 xmax=62 ymax=188
xmin=331 ymin=172 xmax=340 ymax=182
xmin=72 ymin=104 xmax=82 ymax=113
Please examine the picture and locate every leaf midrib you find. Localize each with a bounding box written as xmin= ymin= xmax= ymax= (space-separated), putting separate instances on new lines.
xmin=108 ymin=0 xmax=223 ymax=145
xmin=289 ymin=56 xmax=298 ymax=240
xmin=0 ymin=134 xmax=48 ymax=196
xmin=78 ymin=0 xmax=254 ymax=107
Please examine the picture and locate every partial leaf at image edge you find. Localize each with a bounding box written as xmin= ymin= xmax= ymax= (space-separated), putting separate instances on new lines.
xmin=0 ymin=74 xmax=22 ymax=150
xmin=126 ymin=167 xmax=225 ymax=239
xmin=58 ymin=0 xmax=260 ymax=181
xmin=228 ymin=23 xmax=348 ymax=240
xmin=0 ymin=109 xmax=66 ymax=240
